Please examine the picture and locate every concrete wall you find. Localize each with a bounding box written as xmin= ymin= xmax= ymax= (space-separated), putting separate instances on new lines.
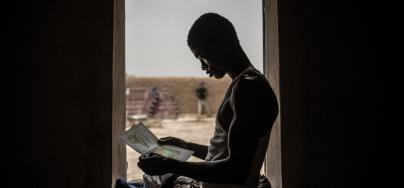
xmin=126 ymin=76 xmax=231 ymax=114
xmin=6 ymin=0 xmax=118 ymax=187
xmin=277 ymin=0 xmax=371 ymax=187
xmin=264 ymin=0 xmax=282 ymax=188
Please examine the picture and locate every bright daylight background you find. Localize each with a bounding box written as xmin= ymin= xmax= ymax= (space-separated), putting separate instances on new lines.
xmin=126 ymin=0 xmax=263 ymax=77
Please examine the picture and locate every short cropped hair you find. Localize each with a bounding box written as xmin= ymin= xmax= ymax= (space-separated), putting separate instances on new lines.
xmin=187 ymin=13 xmax=239 ymax=49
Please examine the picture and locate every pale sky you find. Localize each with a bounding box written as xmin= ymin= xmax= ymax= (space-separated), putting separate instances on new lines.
xmin=125 ymin=0 xmax=263 ymax=77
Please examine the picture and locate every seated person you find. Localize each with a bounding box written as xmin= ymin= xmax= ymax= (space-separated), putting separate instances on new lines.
xmin=117 ymin=12 xmax=278 ymax=188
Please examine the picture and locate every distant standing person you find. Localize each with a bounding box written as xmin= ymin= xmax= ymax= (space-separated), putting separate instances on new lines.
xmin=196 ymin=82 xmax=210 ymax=117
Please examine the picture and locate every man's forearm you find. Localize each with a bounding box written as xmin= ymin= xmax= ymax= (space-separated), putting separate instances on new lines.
xmin=186 ymin=142 xmax=208 ymax=160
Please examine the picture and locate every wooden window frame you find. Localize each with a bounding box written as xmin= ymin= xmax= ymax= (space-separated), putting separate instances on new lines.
xmin=263 ymin=0 xmax=282 ymax=188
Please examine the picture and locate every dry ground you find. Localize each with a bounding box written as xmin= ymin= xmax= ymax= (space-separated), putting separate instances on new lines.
xmin=126 ymin=114 xmax=216 ymax=180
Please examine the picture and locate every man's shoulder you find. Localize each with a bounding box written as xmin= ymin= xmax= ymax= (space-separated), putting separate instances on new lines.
xmin=233 ymin=73 xmax=275 ymax=101
xmin=243 ymin=70 xmax=261 ymax=78
xmin=232 ymin=77 xmax=264 ymax=100
xmin=237 ymin=73 xmax=268 ymax=89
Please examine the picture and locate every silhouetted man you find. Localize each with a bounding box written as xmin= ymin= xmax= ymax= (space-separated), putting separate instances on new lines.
xmin=196 ymin=82 xmax=210 ymax=118
xmin=135 ymin=13 xmax=279 ymax=188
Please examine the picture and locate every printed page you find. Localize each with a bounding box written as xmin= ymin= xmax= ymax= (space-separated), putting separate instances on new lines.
xmin=120 ymin=122 xmax=194 ymax=161
xmin=120 ymin=122 xmax=159 ymax=155
xmin=151 ymin=145 xmax=194 ymax=161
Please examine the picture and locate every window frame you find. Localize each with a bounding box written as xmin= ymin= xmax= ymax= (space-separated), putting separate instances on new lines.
xmin=112 ymin=0 xmax=282 ymax=187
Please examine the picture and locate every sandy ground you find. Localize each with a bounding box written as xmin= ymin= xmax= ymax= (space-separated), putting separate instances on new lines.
xmin=126 ymin=114 xmax=216 ymax=180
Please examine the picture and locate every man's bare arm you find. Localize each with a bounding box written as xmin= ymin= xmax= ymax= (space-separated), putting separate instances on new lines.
xmin=186 ymin=142 xmax=209 ymax=160
xmin=167 ymin=116 xmax=262 ymax=184
xmin=140 ymin=78 xmax=276 ymax=184
xmin=158 ymin=137 xmax=208 ymax=160
xmin=171 ymin=77 xmax=278 ymax=183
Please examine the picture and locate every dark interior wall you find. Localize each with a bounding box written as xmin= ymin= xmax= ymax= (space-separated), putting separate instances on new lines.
xmin=4 ymin=0 xmax=376 ymax=187
xmin=278 ymin=1 xmax=371 ymax=187
xmin=7 ymin=0 xmax=114 ymax=187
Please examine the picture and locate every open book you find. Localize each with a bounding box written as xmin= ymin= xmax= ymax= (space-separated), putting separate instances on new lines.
xmin=120 ymin=122 xmax=194 ymax=161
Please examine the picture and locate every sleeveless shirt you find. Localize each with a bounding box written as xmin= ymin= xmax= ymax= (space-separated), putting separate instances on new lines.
xmin=202 ymin=67 xmax=274 ymax=188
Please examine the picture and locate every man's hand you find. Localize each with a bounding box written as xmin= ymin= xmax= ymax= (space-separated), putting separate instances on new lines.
xmin=137 ymin=153 xmax=175 ymax=175
xmin=158 ymin=136 xmax=188 ymax=149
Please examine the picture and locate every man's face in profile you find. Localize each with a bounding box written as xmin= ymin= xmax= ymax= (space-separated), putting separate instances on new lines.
xmin=191 ymin=46 xmax=227 ymax=79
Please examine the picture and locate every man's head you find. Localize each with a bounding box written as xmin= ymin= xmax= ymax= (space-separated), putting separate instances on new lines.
xmin=187 ymin=13 xmax=239 ymax=50
xmin=187 ymin=13 xmax=241 ymax=79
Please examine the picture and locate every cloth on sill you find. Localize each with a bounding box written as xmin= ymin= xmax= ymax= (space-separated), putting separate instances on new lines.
xmin=115 ymin=174 xmax=179 ymax=188
xmin=115 ymin=174 xmax=271 ymax=188
xmin=115 ymin=178 xmax=145 ymax=188
xmin=172 ymin=176 xmax=201 ymax=188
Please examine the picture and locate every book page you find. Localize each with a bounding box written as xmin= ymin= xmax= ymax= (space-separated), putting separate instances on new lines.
xmin=151 ymin=145 xmax=194 ymax=161
xmin=120 ymin=122 xmax=159 ymax=154
xmin=120 ymin=122 xmax=194 ymax=161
